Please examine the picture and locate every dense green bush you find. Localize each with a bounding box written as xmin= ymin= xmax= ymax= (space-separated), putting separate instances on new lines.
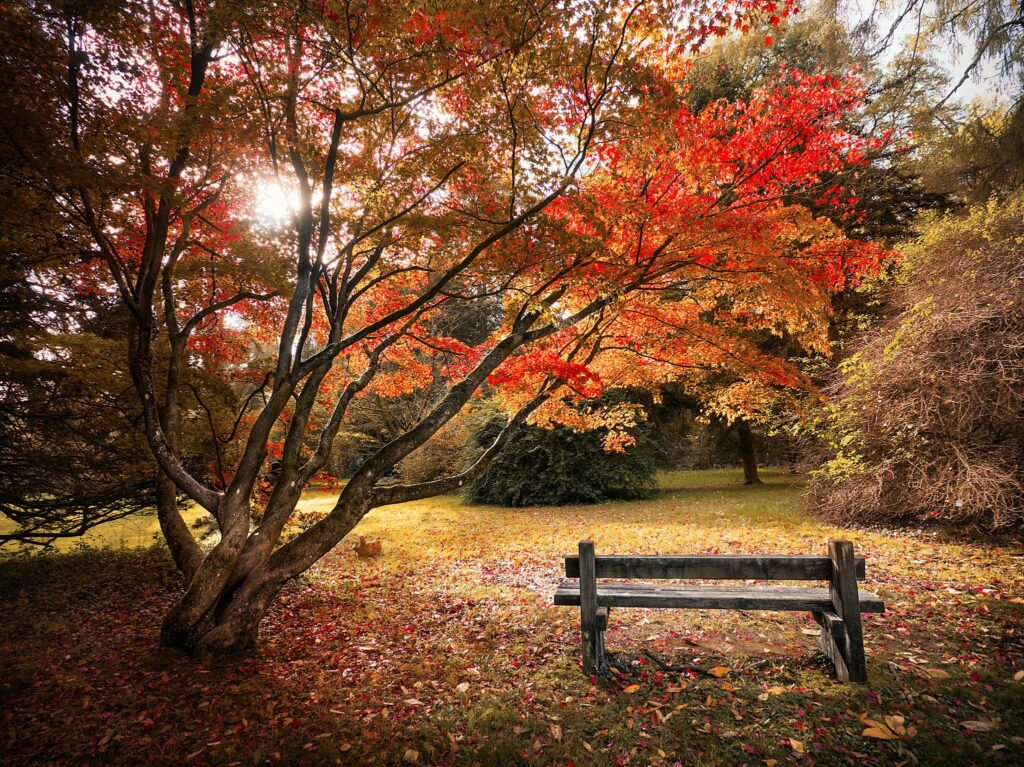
xmin=469 ymin=422 xmax=659 ymax=506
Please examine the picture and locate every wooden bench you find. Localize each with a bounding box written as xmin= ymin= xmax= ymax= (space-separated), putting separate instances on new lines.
xmin=553 ymin=540 xmax=884 ymax=682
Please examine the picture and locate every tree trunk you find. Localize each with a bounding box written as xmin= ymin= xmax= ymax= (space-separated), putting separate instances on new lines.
xmin=152 ymin=331 xmax=547 ymax=662
xmin=159 ymin=560 xmax=283 ymax=661
xmin=736 ymin=419 xmax=762 ymax=485
xmin=160 ymin=609 xmax=261 ymax=661
xmin=157 ymin=496 xmax=370 ymax=662
xmin=156 ymin=469 xmax=204 ymax=580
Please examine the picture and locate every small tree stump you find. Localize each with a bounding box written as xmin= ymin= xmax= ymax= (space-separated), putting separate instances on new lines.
xmin=354 ymin=535 xmax=382 ymax=558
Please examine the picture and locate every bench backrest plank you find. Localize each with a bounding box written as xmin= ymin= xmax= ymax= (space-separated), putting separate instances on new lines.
xmin=564 ymin=554 xmax=866 ymax=581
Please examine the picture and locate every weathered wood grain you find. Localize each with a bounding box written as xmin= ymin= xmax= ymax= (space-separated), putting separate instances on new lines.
xmin=829 ymin=539 xmax=867 ymax=683
xmin=563 ymin=555 xmax=867 ymax=581
xmin=813 ymin=610 xmax=850 ymax=681
xmin=554 ymin=581 xmax=885 ymax=613
xmin=578 ymin=541 xmax=599 ymax=675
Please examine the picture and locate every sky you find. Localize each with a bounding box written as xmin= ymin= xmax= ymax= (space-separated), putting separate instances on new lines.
xmin=843 ymin=0 xmax=1017 ymax=105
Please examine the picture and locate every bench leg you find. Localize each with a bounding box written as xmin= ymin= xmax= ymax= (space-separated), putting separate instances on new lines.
xmin=594 ymin=606 xmax=610 ymax=673
xmin=581 ymin=615 xmax=605 ymax=675
xmin=828 ymin=540 xmax=867 ymax=683
xmin=579 ymin=541 xmax=601 ymax=675
xmin=813 ymin=611 xmax=850 ymax=681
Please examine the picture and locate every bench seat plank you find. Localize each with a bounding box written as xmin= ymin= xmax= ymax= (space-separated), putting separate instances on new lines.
xmin=565 ymin=555 xmax=866 ymax=581
xmin=554 ymin=580 xmax=885 ymax=613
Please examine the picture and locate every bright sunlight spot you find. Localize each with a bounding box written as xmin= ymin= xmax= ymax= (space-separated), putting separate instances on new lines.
xmin=252 ymin=179 xmax=299 ymax=224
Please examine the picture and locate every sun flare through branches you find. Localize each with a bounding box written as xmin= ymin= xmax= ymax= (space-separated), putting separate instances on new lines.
xmin=0 ymin=0 xmax=901 ymax=659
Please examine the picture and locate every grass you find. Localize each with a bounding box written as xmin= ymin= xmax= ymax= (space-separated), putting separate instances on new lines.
xmin=0 ymin=504 xmax=215 ymax=553
xmin=1 ymin=469 xmax=1022 ymax=766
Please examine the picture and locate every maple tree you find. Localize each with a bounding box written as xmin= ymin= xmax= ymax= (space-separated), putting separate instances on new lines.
xmin=2 ymin=0 xmax=893 ymax=659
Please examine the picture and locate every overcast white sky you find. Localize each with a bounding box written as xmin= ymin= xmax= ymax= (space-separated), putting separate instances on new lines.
xmin=842 ymin=0 xmax=1018 ymax=104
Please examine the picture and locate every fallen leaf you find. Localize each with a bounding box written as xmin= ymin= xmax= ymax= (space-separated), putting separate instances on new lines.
xmin=960 ymin=720 xmax=998 ymax=732
xmin=923 ymin=668 xmax=950 ymax=679
xmin=456 ymin=682 xmax=470 ymax=693
xmin=885 ymin=715 xmax=908 ymax=736
xmin=860 ymin=713 xmax=899 ymax=740
xmin=622 ymin=684 xmax=640 ymax=693
xmin=1013 ymin=670 xmax=1024 ymax=683
xmin=789 ymin=738 xmax=804 ymax=753
xmin=550 ymin=724 xmax=562 ymax=741
xmin=708 ymin=666 xmax=730 ymax=677
xmin=403 ymin=749 xmax=419 ymax=763
xmin=765 ymin=761 xmax=778 ymax=767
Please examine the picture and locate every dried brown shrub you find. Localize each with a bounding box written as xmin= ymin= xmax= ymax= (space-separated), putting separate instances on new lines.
xmin=808 ymin=193 xmax=1024 ymax=529
xmin=395 ymin=402 xmax=496 ymax=485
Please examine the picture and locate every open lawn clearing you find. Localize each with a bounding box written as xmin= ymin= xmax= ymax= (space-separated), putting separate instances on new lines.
xmin=2 ymin=470 xmax=1022 ymax=766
